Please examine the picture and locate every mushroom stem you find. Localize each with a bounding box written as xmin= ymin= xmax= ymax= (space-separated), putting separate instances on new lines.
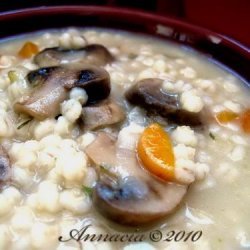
xmin=82 ymin=100 xmax=125 ymax=130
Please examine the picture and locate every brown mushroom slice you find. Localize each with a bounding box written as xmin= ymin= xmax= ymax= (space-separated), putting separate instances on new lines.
xmin=14 ymin=66 xmax=111 ymax=120
xmin=14 ymin=67 xmax=71 ymax=120
xmin=30 ymin=66 xmax=111 ymax=104
xmin=82 ymin=44 xmax=115 ymax=66
xmin=94 ymin=175 xmax=187 ymax=226
xmin=69 ymin=67 xmax=111 ymax=104
xmin=0 ymin=145 xmax=11 ymax=184
xmin=26 ymin=66 xmax=59 ymax=87
xmin=34 ymin=44 xmax=115 ymax=67
xmin=125 ymin=78 xmax=202 ymax=126
xmin=82 ymin=101 xmax=125 ymax=130
xmin=86 ymin=132 xmax=188 ymax=226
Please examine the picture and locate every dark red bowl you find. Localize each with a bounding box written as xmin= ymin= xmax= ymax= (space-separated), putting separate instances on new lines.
xmin=0 ymin=6 xmax=249 ymax=84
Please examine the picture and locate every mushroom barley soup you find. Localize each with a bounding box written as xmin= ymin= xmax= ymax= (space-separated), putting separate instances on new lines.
xmin=0 ymin=28 xmax=249 ymax=250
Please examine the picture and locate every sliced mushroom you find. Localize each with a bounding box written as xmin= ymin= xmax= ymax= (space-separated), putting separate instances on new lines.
xmin=27 ymin=66 xmax=59 ymax=86
xmin=14 ymin=66 xmax=111 ymax=120
xmin=125 ymin=78 xmax=202 ymax=126
xmin=34 ymin=44 xmax=115 ymax=67
xmin=82 ymin=100 xmax=125 ymax=130
xmin=67 ymin=67 xmax=111 ymax=104
xmin=0 ymin=145 xmax=11 ymax=184
xmin=14 ymin=67 xmax=71 ymax=120
xmin=95 ymin=175 xmax=187 ymax=225
xmin=85 ymin=132 xmax=187 ymax=226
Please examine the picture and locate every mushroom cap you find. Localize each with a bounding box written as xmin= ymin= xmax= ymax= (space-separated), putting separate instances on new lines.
xmin=34 ymin=44 xmax=115 ymax=67
xmin=94 ymin=176 xmax=187 ymax=226
xmin=71 ymin=67 xmax=111 ymax=104
xmin=125 ymin=78 xmax=202 ymax=126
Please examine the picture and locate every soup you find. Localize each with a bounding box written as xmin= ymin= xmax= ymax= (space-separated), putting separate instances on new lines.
xmin=0 ymin=28 xmax=249 ymax=250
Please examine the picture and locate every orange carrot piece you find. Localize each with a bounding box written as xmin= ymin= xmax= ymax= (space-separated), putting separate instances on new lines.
xmin=240 ymin=109 xmax=250 ymax=133
xmin=215 ymin=110 xmax=239 ymax=124
xmin=137 ymin=123 xmax=175 ymax=182
xmin=18 ymin=42 xmax=39 ymax=58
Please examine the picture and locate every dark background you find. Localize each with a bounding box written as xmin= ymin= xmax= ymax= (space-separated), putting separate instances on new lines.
xmin=0 ymin=0 xmax=249 ymax=46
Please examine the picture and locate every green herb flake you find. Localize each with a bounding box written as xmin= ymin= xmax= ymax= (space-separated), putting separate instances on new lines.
xmin=99 ymin=165 xmax=117 ymax=179
xmin=128 ymin=53 xmax=138 ymax=60
xmin=8 ymin=71 xmax=19 ymax=83
xmin=209 ymin=132 xmax=215 ymax=140
xmin=100 ymin=164 xmax=111 ymax=170
xmin=17 ymin=119 xmax=32 ymax=130
xmin=82 ymin=186 xmax=93 ymax=196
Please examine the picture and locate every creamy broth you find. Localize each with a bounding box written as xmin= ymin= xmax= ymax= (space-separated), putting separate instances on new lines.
xmin=0 ymin=28 xmax=249 ymax=250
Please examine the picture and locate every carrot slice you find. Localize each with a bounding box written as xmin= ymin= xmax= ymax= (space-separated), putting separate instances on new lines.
xmin=215 ymin=110 xmax=239 ymax=124
xmin=240 ymin=109 xmax=250 ymax=133
xmin=137 ymin=123 xmax=175 ymax=182
xmin=18 ymin=42 xmax=39 ymax=58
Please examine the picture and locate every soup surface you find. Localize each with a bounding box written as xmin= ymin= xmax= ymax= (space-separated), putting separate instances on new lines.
xmin=0 ymin=28 xmax=249 ymax=250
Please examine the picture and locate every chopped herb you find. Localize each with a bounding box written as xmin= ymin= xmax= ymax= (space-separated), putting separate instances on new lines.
xmin=17 ymin=119 xmax=32 ymax=129
xmin=209 ymin=132 xmax=215 ymax=140
xmin=100 ymin=164 xmax=111 ymax=170
xmin=8 ymin=70 xmax=19 ymax=83
xmin=128 ymin=53 xmax=137 ymax=59
xmin=82 ymin=186 xmax=93 ymax=196
xmin=80 ymin=35 xmax=88 ymax=45
xmin=100 ymin=165 xmax=117 ymax=179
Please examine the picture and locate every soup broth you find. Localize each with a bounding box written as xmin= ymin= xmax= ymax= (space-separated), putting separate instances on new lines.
xmin=0 ymin=28 xmax=249 ymax=250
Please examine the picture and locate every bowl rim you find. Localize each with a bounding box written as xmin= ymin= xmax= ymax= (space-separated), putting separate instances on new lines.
xmin=0 ymin=5 xmax=249 ymax=84
xmin=0 ymin=5 xmax=249 ymax=55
